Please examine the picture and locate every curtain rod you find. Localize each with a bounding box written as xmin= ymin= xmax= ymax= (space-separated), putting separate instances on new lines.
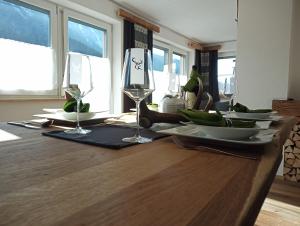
xmin=188 ymin=42 xmax=221 ymax=51
xmin=203 ymin=45 xmax=221 ymax=51
xmin=188 ymin=41 xmax=203 ymax=50
xmin=117 ymin=9 xmax=160 ymax=33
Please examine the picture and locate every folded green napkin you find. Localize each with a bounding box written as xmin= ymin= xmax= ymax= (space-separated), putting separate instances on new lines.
xmin=232 ymin=103 xmax=272 ymax=113
xmin=63 ymin=98 xmax=90 ymax=113
xmin=179 ymin=109 xmax=256 ymax=128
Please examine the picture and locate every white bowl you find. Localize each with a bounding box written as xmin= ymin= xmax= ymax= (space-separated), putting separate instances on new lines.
xmin=200 ymin=125 xmax=260 ymax=140
xmin=61 ymin=112 xmax=96 ymax=121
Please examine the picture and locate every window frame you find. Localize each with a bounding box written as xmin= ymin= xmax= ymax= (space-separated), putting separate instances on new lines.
xmin=153 ymin=40 xmax=188 ymax=76
xmin=0 ymin=0 xmax=58 ymax=99
xmin=0 ymin=0 xmax=113 ymax=101
xmin=152 ymin=45 xmax=169 ymax=73
xmin=61 ymin=8 xmax=113 ymax=110
xmin=62 ymin=8 xmax=112 ymax=60
xmin=151 ymin=40 xmax=188 ymax=105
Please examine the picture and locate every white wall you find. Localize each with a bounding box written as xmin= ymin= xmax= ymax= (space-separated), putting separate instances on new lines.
xmin=0 ymin=99 xmax=65 ymax=122
xmin=288 ymin=0 xmax=300 ymax=100
xmin=0 ymin=0 xmax=193 ymax=121
xmin=236 ymin=0 xmax=293 ymax=109
xmin=154 ymin=29 xmax=195 ymax=75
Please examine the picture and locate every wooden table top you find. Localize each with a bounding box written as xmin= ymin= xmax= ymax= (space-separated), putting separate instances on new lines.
xmin=0 ymin=118 xmax=295 ymax=226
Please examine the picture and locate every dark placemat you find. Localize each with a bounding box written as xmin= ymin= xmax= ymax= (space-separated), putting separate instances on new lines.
xmin=42 ymin=124 xmax=168 ymax=149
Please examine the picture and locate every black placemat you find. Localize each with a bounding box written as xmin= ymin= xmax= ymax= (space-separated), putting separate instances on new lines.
xmin=42 ymin=125 xmax=168 ymax=149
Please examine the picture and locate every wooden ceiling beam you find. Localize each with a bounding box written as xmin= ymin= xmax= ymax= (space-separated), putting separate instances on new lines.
xmin=117 ymin=9 xmax=160 ymax=33
xmin=203 ymin=45 xmax=222 ymax=51
xmin=188 ymin=41 xmax=203 ymax=50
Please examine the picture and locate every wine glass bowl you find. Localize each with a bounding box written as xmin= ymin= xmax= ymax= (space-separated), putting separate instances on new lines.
xmin=122 ymin=48 xmax=155 ymax=143
xmin=62 ymin=52 xmax=93 ymax=134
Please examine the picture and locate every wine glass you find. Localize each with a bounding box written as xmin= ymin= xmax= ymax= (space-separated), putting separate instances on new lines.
xmin=228 ymin=63 xmax=237 ymax=113
xmin=168 ymin=72 xmax=181 ymax=97
xmin=122 ymin=48 xmax=155 ymax=143
xmin=224 ymin=63 xmax=237 ymax=126
xmin=62 ymin=52 xmax=93 ymax=134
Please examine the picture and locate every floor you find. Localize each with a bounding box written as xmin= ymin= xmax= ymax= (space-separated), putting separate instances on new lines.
xmin=255 ymin=177 xmax=300 ymax=226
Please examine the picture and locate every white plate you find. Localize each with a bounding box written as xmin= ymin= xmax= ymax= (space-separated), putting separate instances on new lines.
xmin=233 ymin=111 xmax=276 ymax=119
xmin=175 ymin=124 xmax=260 ymax=140
xmin=200 ymin=125 xmax=259 ymax=140
xmin=157 ymin=125 xmax=277 ymax=145
xmin=42 ymin=108 xmax=64 ymax=113
xmin=223 ymin=111 xmax=282 ymax=121
xmin=33 ymin=112 xmax=117 ymax=122
xmin=181 ymin=121 xmax=272 ymax=130
xmin=43 ymin=108 xmax=96 ymax=120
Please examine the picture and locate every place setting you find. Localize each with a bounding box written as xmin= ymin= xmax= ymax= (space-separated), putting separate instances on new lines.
xmin=41 ymin=49 xmax=168 ymax=149
xmin=156 ymin=108 xmax=279 ymax=148
xmin=148 ymin=87 xmax=281 ymax=149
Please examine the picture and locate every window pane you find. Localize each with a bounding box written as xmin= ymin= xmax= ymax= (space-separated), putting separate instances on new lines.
xmin=153 ymin=47 xmax=167 ymax=72
xmin=67 ymin=17 xmax=110 ymax=111
xmin=0 ymin=0 xmax=50 ymax=47
xmin=218 ymin=58 xmax=236 ymax=94
xmin=172 ymin=53 xmax=187 ymax=92
xmin=68 ymin=18 xmax=105 ymax=57
xmin=152 ymin=47 xmax=169 ymax=105
xmin=172 ymin=53 xmax=181 ymax=75
xmin=0 ymin=0 xmax=54 ymax=95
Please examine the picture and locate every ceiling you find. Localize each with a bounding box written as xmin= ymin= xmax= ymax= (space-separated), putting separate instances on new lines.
xmin=112 ymin=0 xmax=237 ymax=44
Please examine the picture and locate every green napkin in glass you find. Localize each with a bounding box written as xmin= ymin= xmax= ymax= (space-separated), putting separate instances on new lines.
xmin=63 ymin=98 xmax=90 ymax=113
xmin=232 ymin=103 xmax=272 ymax=113
xmin=179 ymin=109 xmax=256 ymax=128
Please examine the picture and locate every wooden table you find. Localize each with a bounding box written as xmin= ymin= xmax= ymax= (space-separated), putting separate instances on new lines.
xmin=0 ymin=118 xmax=295 ymax=226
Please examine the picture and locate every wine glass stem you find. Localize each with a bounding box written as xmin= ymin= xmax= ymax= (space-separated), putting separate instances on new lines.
xmin=76 ymin=99 xmax=81 ymax=129
xmin=136 ymin=100 xmax=141 ymax=138
xmin=229 ymin=98 xmax=233 ymax=112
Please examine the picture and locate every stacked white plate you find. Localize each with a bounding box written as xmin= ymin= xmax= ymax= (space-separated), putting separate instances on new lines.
xmin=222 ymin=111 xmax=282 ymax=121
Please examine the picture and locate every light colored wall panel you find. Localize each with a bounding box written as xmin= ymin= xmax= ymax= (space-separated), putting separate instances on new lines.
xmin=0 ymin=100 xmax=64 ymax=121
xmin=236 ymin=0 xmax=293 ymax=108
xmin=288 ymin=0 xmax=300 ymax=100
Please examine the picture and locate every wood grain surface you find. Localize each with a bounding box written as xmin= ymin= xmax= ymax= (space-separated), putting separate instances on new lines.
xmin=0 ymin=117 xmax=296 ymax=226
xmin=273 ymin=100 xmax=300 ymax=122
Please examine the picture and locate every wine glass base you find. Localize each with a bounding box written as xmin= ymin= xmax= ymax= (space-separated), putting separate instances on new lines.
xmin=64 ymin=127 xmax=91 ymax=135
xmin=122 ymin=136 xmax=152 ymax=144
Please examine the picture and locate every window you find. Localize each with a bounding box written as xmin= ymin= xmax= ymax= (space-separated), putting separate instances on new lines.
xmin=0 ymin=0 xmax=112 ymax=110
xmin=0 ymin=0 xmax=57 ymax=95
xmin=218 ymin=57 xmax=236 ymax=95
xmin=152 ymin=41 xmax=188 ymax=106
xmin=63 ymin=10 xmax=111 ymax=112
